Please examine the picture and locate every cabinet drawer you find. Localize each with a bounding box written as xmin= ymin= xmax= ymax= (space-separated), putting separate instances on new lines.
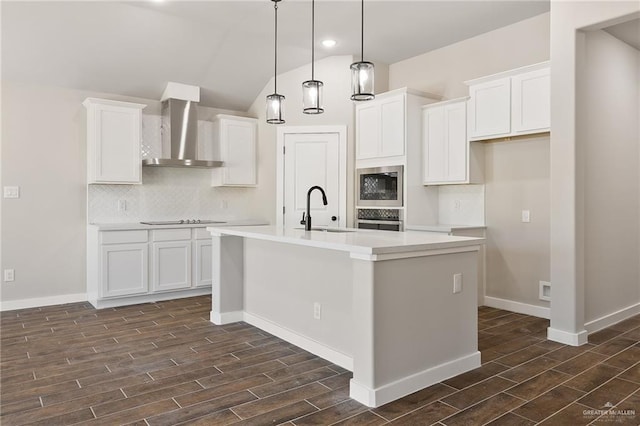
xmin=152 ymin=228 xmax=192 ymax=242
xmin=101 ymin=230 xmax=148 ymax=245
xmin=194 ymin=228 xmax=212 ymax=240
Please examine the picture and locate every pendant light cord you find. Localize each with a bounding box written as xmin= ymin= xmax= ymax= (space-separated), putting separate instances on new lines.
xmin=311 ymin=0 xmax=315 ymax=81
xmin=274 ymin=1 xmax=278 ymax=93
xmin=360 ymin=0 xmax=364 ymax=61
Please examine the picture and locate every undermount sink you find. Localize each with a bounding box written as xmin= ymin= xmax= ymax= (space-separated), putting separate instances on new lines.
xmin=295 ymin=227 xmax=356 ymax=233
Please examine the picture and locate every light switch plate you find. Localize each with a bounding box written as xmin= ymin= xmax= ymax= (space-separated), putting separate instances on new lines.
xmin=3 ymin=186 xmax=19 ymax=199
xmin=453 ymin=273 xmax=462 ymax=294
xmin=521 ymin=210 xmax=531 ymax=223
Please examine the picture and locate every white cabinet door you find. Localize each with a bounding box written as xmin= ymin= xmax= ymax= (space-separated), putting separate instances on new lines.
xmin=380 ymin=97 xmax=405 ymax=157
xmin=423 ymin=99 xmax=468 ymax=185
xmin=423 ymin=106 xmax=446 ymax=183
xmin=193 ymin=239 xmax=212 ymax=288
xmin=468 ymin=78 xmax=511 ymax=140
xmin=356 ymin=93 xmax=406 ymax=160
xmin=101 ymin=243 xmax=148 ymax=298
xmin=356 ymin=103 xmax=380 ymax=160
xmin=445 ymin=102 xmax=468 ymax=183
xmin=512 ymin=68 xmax=550 ymax=134
xmin=84 ymin=98 xmax=145 ymax=184
xmin=152 ymin=241 xmax=192 ymax=292
xmin=212 ymin=115 xmax=258 ymax=186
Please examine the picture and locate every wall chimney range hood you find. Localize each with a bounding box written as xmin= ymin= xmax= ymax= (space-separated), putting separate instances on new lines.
xmin=142 ymin=83 xmax=223 ymax=168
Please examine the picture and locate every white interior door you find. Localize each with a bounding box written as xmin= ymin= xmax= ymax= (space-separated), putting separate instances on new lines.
xmin=282 ymin=132 xmax=341 ymax=229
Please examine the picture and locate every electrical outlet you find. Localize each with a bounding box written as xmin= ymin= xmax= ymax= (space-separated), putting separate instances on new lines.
xmin=454 ymin=200 xmax=461 ymax=210
xmin=539 ymin=281 xmax=551 ymax=301
xmin=3 ymin=186 xmax=19 ymax=199
xmin=117 ymin=200 xmax=127 ymax=212
xmin=4 ymin=269 xmax=15 ymax=282
xmin=521 ymin=210 xmax=531 ymax=223
xmin=220 ymin=200 xmax=228 ymax=209
xmin=453 ymin=273 xmax=462 ymax=294
xmin=313 ymin=302 xmax=322 ymax=320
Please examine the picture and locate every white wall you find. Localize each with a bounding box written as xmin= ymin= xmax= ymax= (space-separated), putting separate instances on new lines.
xmin=484 ymin=137 xmax=550 ymax=307
xmin=389 ymin=13 xmax=550 ymax=308
xmin=580 ymin=30 xmax=640 ymax=324
xmin=247 ymin=55 xmax=389 ymax=227
xmin=0 ymin=81 xmax=245 ymax=306
xmin=549 ymin=1 xmax=640 ymax=344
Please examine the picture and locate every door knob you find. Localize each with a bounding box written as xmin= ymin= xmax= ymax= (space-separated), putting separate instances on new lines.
xmin=331 ymin=216 xmax=337 ymax=221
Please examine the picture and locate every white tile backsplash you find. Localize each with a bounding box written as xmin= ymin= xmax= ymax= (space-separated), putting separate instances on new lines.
xmin=88 ymin=167 xmax=252 ymax=223
xmin=141 ymin=115 xmax=162 ymax=160
xmin=438 ymin=184 xmax=485 ymax=225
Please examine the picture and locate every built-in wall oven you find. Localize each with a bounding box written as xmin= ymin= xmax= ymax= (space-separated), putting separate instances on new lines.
xmin=356 ymin=165 xmax=403 ymax=207
xmin=356 ymin=208 xmax=403 ymax=231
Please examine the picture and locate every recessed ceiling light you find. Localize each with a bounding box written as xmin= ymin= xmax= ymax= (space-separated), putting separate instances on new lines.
xmin=322 ymin=39 xmax=337 ymax=48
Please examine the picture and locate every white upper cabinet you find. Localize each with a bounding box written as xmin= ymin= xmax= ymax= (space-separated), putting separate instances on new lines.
xmin=356 ymin=91 xmax=407 ymax=160
xmin=511 ymin=67 xmax=551 ymax=134
xmin=83 ymin=98 xmax=146 ymax=184
xmin=467 ymin=78 xmax=511 ymax=140
xmin=423 ymin=98 xmax=481 ymax=185
xmin=380 ymin=97 xmax=405 ymax=157
xmin=356 ymin=103 xmax=381 ymax=159
xmin=466 ymin=62 xmax=550 ymax=141
xmin=212 ymin=115 xmax=258 ymax=187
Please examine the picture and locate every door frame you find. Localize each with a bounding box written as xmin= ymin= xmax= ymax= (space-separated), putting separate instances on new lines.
xmin=276 ymin=125 xmax=348 ymax=228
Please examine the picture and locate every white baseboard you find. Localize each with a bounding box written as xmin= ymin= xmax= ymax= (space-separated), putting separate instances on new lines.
xmin=547 ymin=327 xmax=588 ymax=346
xmin=349 ymin=351 xmax=481 ymax=408
xmin=243 ymin=312 xmax=353 ymax=371
xmin=1 ymin=293 xmax=87 ymax=312
xmin=210 ymin=310 xmax=244 ymax=325
xmin=483 ymin=296 xmax=550 ymax=319
xmin=584 ymin=302 xmax=640 ymax=334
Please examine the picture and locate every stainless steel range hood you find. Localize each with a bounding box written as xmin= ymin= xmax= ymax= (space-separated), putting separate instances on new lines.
xmin=143 ymin=84 xmax=222 ymax=168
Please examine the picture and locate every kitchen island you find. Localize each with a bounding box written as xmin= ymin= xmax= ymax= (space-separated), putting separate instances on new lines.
xmin=206 ymin=225 xmax=484 ymax=407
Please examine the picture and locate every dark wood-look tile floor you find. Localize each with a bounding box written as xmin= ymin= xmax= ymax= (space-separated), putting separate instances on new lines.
xmin=2 ymin=297 xmax=640 ymax=425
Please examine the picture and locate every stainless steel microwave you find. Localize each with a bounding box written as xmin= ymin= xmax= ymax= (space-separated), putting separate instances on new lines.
xmin=356 ymin=165 xmax=404 ymax=207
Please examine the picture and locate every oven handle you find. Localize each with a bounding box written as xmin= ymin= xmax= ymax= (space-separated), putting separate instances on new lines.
xmin=357 ymin=219 xmax=403 ymax=225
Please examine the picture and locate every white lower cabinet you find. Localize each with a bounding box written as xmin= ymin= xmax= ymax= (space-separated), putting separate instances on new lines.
xmin=193 ymin=239 xmax=213 ymax=287
xmin=152 ymin=241 xmax=192 ymax=292
xmin=101 ymin=243 xmax=148 ymax=298
xmin=88 ymin=227 xmax=212 ymax=308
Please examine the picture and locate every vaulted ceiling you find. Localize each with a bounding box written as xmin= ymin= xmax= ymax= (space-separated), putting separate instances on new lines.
xmin=1 ymin=1 xmax=550 ymax=110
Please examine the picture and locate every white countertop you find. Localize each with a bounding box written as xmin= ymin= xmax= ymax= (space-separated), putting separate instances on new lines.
xmin=207 ymin=225 xmax=484 ymax=256
xmin=90 ymin=219 xmax=267 ymax=231
xmin=405 ymin=224 xmax=486 ymax=233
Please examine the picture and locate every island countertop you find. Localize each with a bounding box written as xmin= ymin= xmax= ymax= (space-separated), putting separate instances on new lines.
xmin=207 ymin=225 xmax=484 ymax=257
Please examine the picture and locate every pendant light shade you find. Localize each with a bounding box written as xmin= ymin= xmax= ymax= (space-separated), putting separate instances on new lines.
xmin=351 ymin=0 xmax=375 ymax=101
xmin=266 ymin=93 xmax=285 ymax=124
xmin=266 ymin=0 xmax=285 ymax=124
xmin=302 ymin=0 xmax=324 ymax=114
xmin=302 ymin=80 xmax=323 ymax=114
xmin=351 ymin=61 xmax=374 ymax=101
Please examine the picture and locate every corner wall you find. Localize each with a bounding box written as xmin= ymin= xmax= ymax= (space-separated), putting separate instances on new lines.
xmin=389 ymin=13 xmax=551 ymax=310
xmin=580 ymin=30 xmax=640 ymax=327
xmin=0 ymin=81 xmax=244 ymax=308
xmin=549 ymin=1 xmax=640 ymax=345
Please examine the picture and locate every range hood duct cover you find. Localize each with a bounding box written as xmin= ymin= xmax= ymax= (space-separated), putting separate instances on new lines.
xmin=142 ymin=98 xmax=222 ymax=168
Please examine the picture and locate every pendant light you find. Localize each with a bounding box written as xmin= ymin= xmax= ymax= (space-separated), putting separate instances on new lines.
xmin=302 ymin=0 xmax=324 ymax=114
xmin=350 ymin=0 xmax=374 ymax=101
xmin=266 ymin=0 xmax=285 ymax=124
